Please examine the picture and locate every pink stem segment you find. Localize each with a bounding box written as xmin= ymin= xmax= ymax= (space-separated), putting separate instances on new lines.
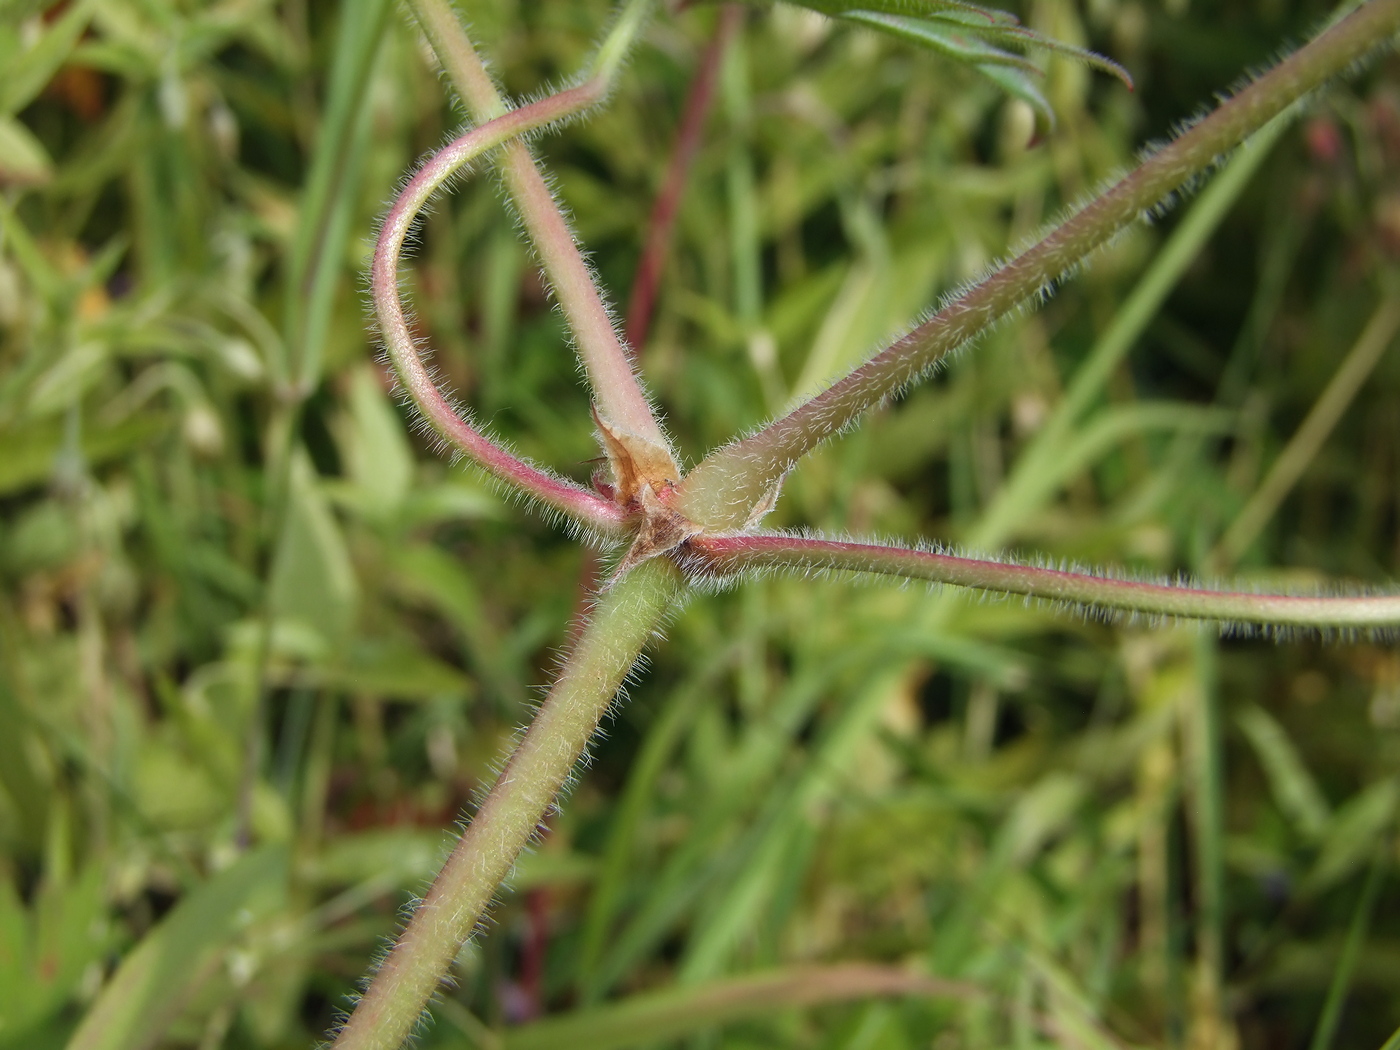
xmin=372 ymin=83 xmax=628 ymax=534
xmin=683 ymin=533 xmax=1400 ymax=631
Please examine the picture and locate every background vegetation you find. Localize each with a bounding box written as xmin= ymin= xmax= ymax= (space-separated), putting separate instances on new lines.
xmin=1 ymin=0 xmax=1398 ymax=1048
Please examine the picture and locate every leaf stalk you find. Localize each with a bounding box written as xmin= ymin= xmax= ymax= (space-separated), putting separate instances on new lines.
xmin=683 ymin=533 xmax=1400 ymax=631
xmin=674 ymin=0 xmax=1400 ymax=529
xmin=371 ymin=80 xmax=631 ymax=533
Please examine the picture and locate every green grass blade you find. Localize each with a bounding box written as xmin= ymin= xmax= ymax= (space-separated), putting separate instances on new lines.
xmin=1237 ymin=705 xmax=1331 ymax=841
xmin=1307 ymin=844 xmax=1388 ymax=1050
xmin=576 ymin=669 xmax=714 ymax=998
xmin=500 ymin=964 xmax=974 ymax=1050
xmin=0 ymin=0 xmax=99 ymax=116
xmin=284 ymin=0 xmax=391 ymax=392
xmin=968 ymin=111 xmax=1291 ymax=551
xmin=63 ymin=846 xmax=288 ymax=1050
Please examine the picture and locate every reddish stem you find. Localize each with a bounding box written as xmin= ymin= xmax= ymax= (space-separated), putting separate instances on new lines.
xmin=371 ymin=85 xmax=630 ymax=534
xmin=682 ymin=533 xmax=1400 ymax=630
xmin=517 ymin=885 xmax=552 ymax=1020
xmin=624 ymin=5 xmax=742 ymax=354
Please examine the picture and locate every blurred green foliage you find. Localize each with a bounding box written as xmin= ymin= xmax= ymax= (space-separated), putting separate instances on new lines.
xmin=0 ymin=0 xmax=1398 ymax=1048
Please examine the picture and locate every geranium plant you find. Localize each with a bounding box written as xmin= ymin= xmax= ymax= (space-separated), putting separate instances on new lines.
xmin=333 ymin=1 xmax=1400 ymax=1047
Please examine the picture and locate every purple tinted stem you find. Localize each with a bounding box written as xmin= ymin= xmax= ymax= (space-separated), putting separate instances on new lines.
xmin=372 ymin=84 xmax=627 ymax=533
xmin=686 ymin=533 xmax=1400 ymax=630
xmin=624 ymin=5 xmax=741 ymax=354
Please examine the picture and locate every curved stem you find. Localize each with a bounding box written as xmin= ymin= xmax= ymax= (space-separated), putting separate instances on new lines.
xmin=332 ymin=559 xmax=683 ymax=1050
xmin=372 ymin=82 xmax=628 ymax=533
xmin=682 ymin=533 xmax=1400 ymax=631
xmin=674 ymin=0 xmax=1400 ymax=529
xmin=406 ymin=0 xmax=676 ymax=456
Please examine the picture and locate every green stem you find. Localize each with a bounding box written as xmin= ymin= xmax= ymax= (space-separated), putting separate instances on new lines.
xmin=675 ymin=0 xmax=1400 ymax=529
xmin=405 ymin=0 xmax=675 ymax=458
xmin=331 ymin=559 xmax=682 ymax=1050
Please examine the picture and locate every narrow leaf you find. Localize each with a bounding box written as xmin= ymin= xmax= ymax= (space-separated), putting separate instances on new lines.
xmin=1237 ymin=705 xmax=1331 ymax=841
xmin=284 ymin=0 xmax=392 ymax=391
xmin=64 ymin=846 xmax=288 ymax=1050
xmin=499 ymin=965 xmax=976 ymax=1050
xmin=781 ymin=0 xmax=1019 ymax=26
xmin=970 ymin=60 xmax=1055 ymax=131
xmin=0 ymin=0 xmax=99 ymax=116
xmin=840 ymin=13 xmax=1040 ymax=74
xmin=0 ymin=117 xmax=53 ymax=187
xmin=268 ymin=450 xmax=358 ymax=648
xmin=1302 ymin=778 xmax=1398 ymax=897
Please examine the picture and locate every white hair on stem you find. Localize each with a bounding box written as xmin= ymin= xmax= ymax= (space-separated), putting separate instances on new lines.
xmin=674 ymin=528 xmax=1400 ymax=640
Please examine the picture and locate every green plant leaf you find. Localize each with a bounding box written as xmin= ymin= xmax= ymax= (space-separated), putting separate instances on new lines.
xmin=1237 ymin=705 xmax=1331 ymax=842
xmin=0 ymin=865 xmax=108 ymax=1048
xmin=268 ymin=449 xmax=359 ymax=650
xmin=840 ymin=12 xmax=1040 ymax=74
xmin=63 ymin=845 xmax=289 ymax=1050
xmin=341 ymin=365 xmax=414 ymax=520
xmin=284 ymin=0 xmax=393 ymax=390
xmin=771 ymin=0 xmax=1019 ymax=25
xmin=1301 ymin=778 xmax=1398 ymax=898
xmin=0 ymin=416 xmax=168 ymax=498
xmin=0 ymin=117 xmax=52 ymax=187
xmin=0 ymin=0 xmax=99 ymax=116
xmin=321 ymin=637 xmax=472 ymax=699
xmin=744 ymin=0 xmax=1131 ymax=133
xmin=495 ymin=964 xmax=974 ymax=1050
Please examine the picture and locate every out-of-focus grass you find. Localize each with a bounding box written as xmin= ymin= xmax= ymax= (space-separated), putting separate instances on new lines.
xmin=0 ymin=1 xmax=1398 ymax=1048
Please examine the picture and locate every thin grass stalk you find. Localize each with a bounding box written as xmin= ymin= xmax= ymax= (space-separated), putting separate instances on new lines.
xmin=237 ymin=0 xmax=394 ymax=847
xmin=1307 ymin=842 xmax=1389 ymax=1050
xmin=674 ymin=0 xmax=1400 ymax=529
xmin=967 ymin=110 xmax=1290 ymax=551
xmin=1212 ymin=295 xmax=1400 ymax=567
xmin=331 ymin=559 xmax=682 ymax=1050
xmin=624 ymin=5 xmax=742 ymax=353
xmin=1187 ymin=632 xmax=1227 ymax=1044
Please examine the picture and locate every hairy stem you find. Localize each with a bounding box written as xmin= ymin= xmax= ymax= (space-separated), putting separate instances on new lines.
xmin=967 ymin=111 xmax=1288 ymax=552
xmin=674 ymin=0 xmax=1400 ymax=528
xmin=406 ymin=0 xmax=676 ymax=456
xmin=331 ymin=559 xmax=682 ymax=1050
xmin=683 ymin=533 xmax=1400 ymax=631
xmin=372 ymin=81 xmax=629 ymax=532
